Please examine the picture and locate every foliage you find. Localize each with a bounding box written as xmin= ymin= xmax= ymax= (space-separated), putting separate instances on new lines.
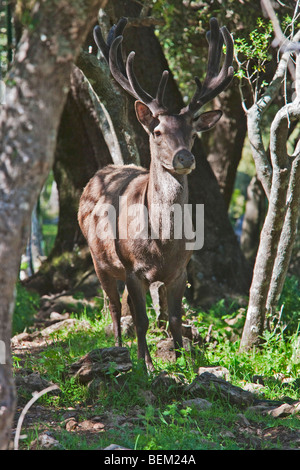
xmin=150 ymin=0 xmax=270 ymax=100
xmin=277 ymin=276 xmax=300 ymax=336
xmin=12 ymin=283 xmax=40 ymax=335
xmin=235 ymin=18 xmax=273 ymax=66
xmin=234 ymin=17 xmax=273 ymax=103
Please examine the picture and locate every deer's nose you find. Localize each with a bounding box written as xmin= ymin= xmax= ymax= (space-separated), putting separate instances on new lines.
xmin=173 ymin=150 xmax=196 ymax=175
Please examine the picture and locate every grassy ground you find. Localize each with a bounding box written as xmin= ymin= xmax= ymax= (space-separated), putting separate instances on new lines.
xmin=12 ymin=276 xmax=300 ymax=450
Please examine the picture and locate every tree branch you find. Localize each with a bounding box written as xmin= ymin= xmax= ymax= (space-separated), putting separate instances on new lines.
xmin=77 ymin=51 xmax=141 ymax=165
xmin=246 ymin=30 xmax=300 ymax=198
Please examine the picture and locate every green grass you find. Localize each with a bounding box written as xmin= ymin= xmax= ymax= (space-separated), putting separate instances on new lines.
xmin=12 ymin=275 xmax=300 ymax=450
xmin=12 ymin=283 xmax=40 ymax=335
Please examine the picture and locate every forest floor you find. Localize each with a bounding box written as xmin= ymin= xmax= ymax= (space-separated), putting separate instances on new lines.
xmin=10 ymin=283 xmax=300 ymax=451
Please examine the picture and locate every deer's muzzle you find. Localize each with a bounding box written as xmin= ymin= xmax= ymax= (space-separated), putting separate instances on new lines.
xmin=173 ymin=150 xmax=196 ymax=175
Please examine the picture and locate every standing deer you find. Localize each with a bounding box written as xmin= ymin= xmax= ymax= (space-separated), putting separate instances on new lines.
xmin=78 ymin=17 xmax=234 ymax=370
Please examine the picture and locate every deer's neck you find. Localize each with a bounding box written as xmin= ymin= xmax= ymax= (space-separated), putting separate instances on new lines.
xmin=147 ymin=156 xmax=189 ymax=212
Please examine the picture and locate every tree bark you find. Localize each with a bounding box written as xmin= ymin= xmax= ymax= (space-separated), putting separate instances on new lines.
xmin=206 ymin=81 xmax=247 ymax=209
xmin=240 ymin=175 xmax=266 ymax=267
xmin=0 ymin=0 xmax=107 ymax=450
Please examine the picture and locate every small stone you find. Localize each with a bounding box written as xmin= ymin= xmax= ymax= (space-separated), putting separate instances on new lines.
xmin=68 ymin=347 xmax=132 ymax=384
xmin=182 ymin=397 xmax=212 ymax=410
xmin=104 ymin=444 xmax=131 ymax=450
xmin=15 ymin=372 xmax=54 ymax=394
xmin=65 ymin=418 xmax=78 ymax=431
xmin=185 ymin=372 xmax=254 ymax=408
xmin=198 ymin=366 xmax=230 ymax=381
xmin=243 ymin=382 xmax=265 ymax=393
xmin=236 ymin=413 xmax=250 ymax=426
xmin=268 ymin=402 xmax=300 ymax=418
xmin=50 ymin=312 xmax=70 ymax=321
xmin=220 ymin=430 xmax=235 ymax=439
xmin=30 ymin=432 xmax=63 ymax=450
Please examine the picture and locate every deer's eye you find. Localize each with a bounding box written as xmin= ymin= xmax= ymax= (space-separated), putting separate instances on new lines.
xmin=154 ymin=130 xmax=161 ymax=137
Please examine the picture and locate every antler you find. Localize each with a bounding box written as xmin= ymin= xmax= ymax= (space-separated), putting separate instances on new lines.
xmin=186 ymin=17 xmax=234 ymax=116
xmin=94 ymin=18 xmax=169 ymax=117
xmin=94 ymin=17 xmax=233 ymax=118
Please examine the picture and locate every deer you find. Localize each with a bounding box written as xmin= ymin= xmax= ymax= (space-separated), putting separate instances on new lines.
xmin=78 ymin=17 xmax=234 ymax=370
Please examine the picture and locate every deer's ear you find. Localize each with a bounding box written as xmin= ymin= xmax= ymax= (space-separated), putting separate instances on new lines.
xmin=194 ymin=110 xmax=223 ymax=132
xmin=135 ymin=101 xmax=159 ymax=134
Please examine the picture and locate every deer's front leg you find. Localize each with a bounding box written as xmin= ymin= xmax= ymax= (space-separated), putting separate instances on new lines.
xmin=166 ymin=271 xmax=187 ymax=358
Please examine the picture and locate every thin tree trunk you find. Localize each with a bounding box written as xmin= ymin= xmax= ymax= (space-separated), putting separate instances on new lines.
xmin=241 ymin=175 xmax=266 ymax=267
xmin=266 ymin=136 xmax=300 ymax=314
xmin=0 ymin=0 xmax=107 ymax=449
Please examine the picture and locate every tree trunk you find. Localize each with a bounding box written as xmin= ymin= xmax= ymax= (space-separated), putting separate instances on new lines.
xmin=0 ymin=0 xmax=107 ymax=450
xmin=241 ymin=175 xmax=266 ymax=267
xmin=206 ymin=81 xmax=247 ymax=209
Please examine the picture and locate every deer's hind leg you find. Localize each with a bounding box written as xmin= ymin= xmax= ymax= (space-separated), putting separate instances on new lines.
xmin=126 ymin=273 xmax=154 ymax=371
xmin=92 ymin=259 xmax=122 ymax=347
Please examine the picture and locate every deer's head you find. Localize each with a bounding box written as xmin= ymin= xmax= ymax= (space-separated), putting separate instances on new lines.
xmin=94 ymin=17 xmax=234 ymax=176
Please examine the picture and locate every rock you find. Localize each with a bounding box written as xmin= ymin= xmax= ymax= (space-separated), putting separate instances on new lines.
xmin=15 ymin=372 xmax=55 ymax=394
xmin=236 ymin=413 xmax=251 ymax=426
xmin=61 ymin=409 xmax=78 ymax=420
xmin=30 ymin=432 xmax=63 ymax=450
xmin=246 ymin=403 xmax=279 ymax=415
xmin=220 ymin=430 xmax=235 ymax=439
xmin=268 ymin=402 xmax=300 ymax=418
xmin=198 ymin=366 xmax=230 ymax=381
xmin=182 ymin=397 xmax=212 ymax=410
xmin=68 ymin=347 xmax=132 ymax=384
xmin=104 ymin=316 xmax=135 ymax=338
xmin=12 ymin=319 xmax=92 ymax=347
xmin=11 ymin=332 xmax=33 ymax=344
xmin=104 ymin=444 xmax=131 ymax=450
xmin=40 ymin=318 xmax=91 ymax=339
xmin=78 ymin=419 xmax=105 ymax=432
xmin=185 ymin=372 xmax=255 ymax=408
xmin=155 ymin=338 xmax=176 ymax=362
xmin=65 ymin=418 xmax=78 ymax=432
xmin=242 ymin=383 xmax=265 ymax=393
xmin=49 ymin=312 xmax=70 ymax=321
xmin=155 ymin=337 xmax=192 ymax=362
xmin=151 ymin=371 xmax=184 ymax=395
